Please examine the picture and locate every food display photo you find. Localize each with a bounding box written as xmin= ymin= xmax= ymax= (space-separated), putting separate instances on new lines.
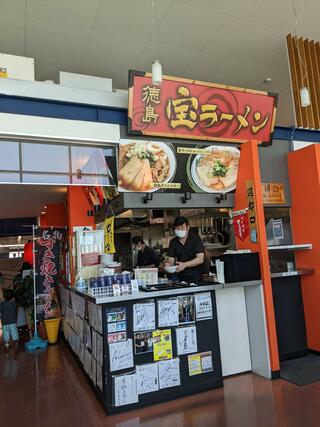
xmin=190 ymin=146 xmax=240 ymax=193
xmin=117 ymin=140 xmax=240 ymax=194
xmin=118 ymin=140 xmax=176 ymax=192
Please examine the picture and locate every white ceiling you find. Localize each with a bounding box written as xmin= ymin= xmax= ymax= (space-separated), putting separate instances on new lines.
xmin=0 ymin=184 xmax=66 ymax=219
xmin=0 ymin=0 xmax=319 ymax=126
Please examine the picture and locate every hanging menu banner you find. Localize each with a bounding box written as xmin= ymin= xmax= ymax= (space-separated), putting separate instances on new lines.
xmin=35 ymin=228 xmax=66 ymax=320
xmin=128 ymin=70 xmax=277 ymax=145
xmin=118 ymin=139 xmax=240 ymax=194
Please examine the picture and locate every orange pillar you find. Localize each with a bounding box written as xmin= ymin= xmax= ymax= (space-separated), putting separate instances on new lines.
xmin=234 ymin=140 xmax=280 ymax=373
xmin=288 ymin=144 xmax=320 ymax=351
xmin=67 ymin=186 xmax=95 ymax=230
xmin=40 ymin=203 xmax=68 ymax=227
xmin=67 ymin=187 xmax=95 ymax=285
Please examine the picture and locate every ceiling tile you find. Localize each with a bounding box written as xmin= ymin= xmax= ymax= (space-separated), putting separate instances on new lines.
xmin=25 ymin=17 xmax=90 ymax=61
xmin=34 ymin=55 xmax=82 ymax=82
xmin=283 ymin=0 xmax=320 ymax=41
xmin=275 ymin=87 xmax=295 ymax=126
xmin=226 ymin=60 xmax=290 ymax=91
xmin=206 ymin=16 xmax=275 ymax=62
xmin=0 ymin=0 xmax=25 ymax=15
xmin=134 ymin=41 xmax=197 ymax=74
xmin=0 ymin=13 xmax=25 ymax=56
xmin=94 ymin=0 xmax=174 ymax=41
xmin=81 ymin=30 xmax=148 ymax=88
xmin=234 ymin=0 xmax=313 ymax=30
xmin=174 ymin=0 xmax=245 ymax=15
xmin=27 ymin=0 xmax=102 ymax=29
xmin=246 ymin=32 xmax=288 ymax=69
xmin=156 ymin=2 xmax=229 ymax=50
xmin=183 ymin=54 xmax=242 ymax=84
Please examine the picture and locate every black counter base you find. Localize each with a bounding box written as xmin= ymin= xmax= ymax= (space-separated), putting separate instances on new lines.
xmin=62 ymin=337 xmax=107 ymax=410
xmin=107 ymin=379 xmax=224 ymax=415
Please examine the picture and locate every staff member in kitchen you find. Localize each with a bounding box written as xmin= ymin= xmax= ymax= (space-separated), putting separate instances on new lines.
xmin=132 ymin=236 xmax=160 ymax=269
xmin=165 ymin=216 xmax=205 ymax=282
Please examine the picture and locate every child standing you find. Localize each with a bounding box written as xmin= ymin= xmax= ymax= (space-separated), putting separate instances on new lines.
xmin=0 ymin=290 xmax=19 ymax=350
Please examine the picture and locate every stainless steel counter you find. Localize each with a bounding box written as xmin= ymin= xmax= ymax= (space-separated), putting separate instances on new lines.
xmin=270 ymin=269 xmax=315 ymax=278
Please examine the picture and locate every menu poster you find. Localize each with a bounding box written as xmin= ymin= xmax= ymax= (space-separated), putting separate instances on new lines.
xmin=118 ymin=139 xmax=240 ymax=194
xmin=153 ymin=329 xmax=173 ymax=361
xmin=188 ymin=351 xmax=213 ymax=376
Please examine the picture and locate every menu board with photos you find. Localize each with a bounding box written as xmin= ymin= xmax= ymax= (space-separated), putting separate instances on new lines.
xmin=118 ymin=139 xmax=240 ymax=194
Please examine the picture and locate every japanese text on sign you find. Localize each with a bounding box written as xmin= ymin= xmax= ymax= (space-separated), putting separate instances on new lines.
xmin=246 ymin=181 xmax=258 ymax=243
xmin=129 ymin=72 xmax=277 ymax=144
xmin=262 ymin=182 xmax=286 ymax=205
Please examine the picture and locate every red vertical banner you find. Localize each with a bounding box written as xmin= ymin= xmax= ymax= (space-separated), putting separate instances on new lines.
xmin=35 ymin=228 xmax=66 ymax=320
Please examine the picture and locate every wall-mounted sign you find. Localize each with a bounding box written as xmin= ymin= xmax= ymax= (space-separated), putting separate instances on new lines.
xmin=128 ymin=71 xmax=277 ymax=145
xmin=118 ymin=139 xmax=240 ymax=194
xmin=261 ymin=183 xmax=286 ymax=205
xmin=246 ymin=181 xmax=258 ymax=243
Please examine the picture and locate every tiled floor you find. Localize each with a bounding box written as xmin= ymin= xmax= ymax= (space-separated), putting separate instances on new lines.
xmin=1 ymin=342 xmax=320 ymax=427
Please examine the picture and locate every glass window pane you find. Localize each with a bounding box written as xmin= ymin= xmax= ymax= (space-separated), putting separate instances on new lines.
xmin=22 ymin=143 xmax=69 ymax=173
xmin=71 ymin=175 xmax=111 ymax=185
xmin=0 ymin=172 xmax=20 ymax=183
xmin=0 ymin=141 xmax=19 ymax=170
xmin=71 ymin=146 xmax=111 ymax=175
xmin=23 ymin=174 xmax=70 ymax=184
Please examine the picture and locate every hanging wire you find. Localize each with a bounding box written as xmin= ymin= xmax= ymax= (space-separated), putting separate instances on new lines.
xmin=23 ymin=0 xmax=27 ymax=56
xmin=291 ymin=0 xmax=308 ymax=86
xmin=151 ymin=0 xmax=157 ymax=58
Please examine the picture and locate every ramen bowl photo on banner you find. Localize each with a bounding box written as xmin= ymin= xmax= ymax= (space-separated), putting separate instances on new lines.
xmin=117 ymin=139 xmax=240 ymax=194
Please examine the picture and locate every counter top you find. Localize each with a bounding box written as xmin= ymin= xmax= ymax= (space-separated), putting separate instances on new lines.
xmin=77 ymin=283 xmax=223 ymax=304
xmin=270 ymin=269 xmax=315 ymax=279
xmin=76 ymin=279 xmax=263 ymax=304
xmin=223 ymin=280 xmax=262 ymax=288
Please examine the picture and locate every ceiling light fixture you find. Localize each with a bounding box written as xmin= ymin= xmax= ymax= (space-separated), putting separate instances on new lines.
xmin=151 ymin=0 xmax=162 ymax=85
xmin=292 ymin=0 xmax=311 ymax=108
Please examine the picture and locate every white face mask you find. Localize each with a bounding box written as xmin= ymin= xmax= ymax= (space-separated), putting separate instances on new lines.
xmin=175 ymin=229 xmax=187 ymax=239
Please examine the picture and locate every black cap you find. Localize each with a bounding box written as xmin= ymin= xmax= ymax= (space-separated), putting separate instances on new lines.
xmin=174 ymin=216 xmax=189 ymax=227
xmin=132 ymin=236 xmax=144 ymax=245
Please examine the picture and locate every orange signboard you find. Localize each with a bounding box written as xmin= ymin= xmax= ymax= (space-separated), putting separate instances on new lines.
xmin=261 ymin=183 xmax=286 ymax=205
xmin=128 ymin=71 xmax=277 ymax=145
